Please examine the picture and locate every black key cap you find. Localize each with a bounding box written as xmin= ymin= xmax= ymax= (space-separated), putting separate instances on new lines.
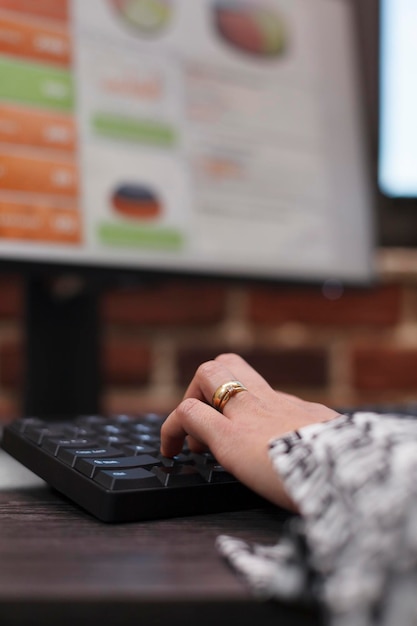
xmin=153 ymin=465 xmax=206 ymax=487
xmin=13 ymin=418 xmax=45 ymax=433
xmin=97 ymin=435 xmax=131 ymax=447
xmin=130 ymin=434 xmax=160 ymax=445
xmin=140 ymin=413 xmax=166 ymax=426
xmin=198 ymin=463 xmax=236 ymax=483
xmin=191 ymin=452 xmax=216 ymax=465
xmin=25 ymin=427 xmax=66 ymax=445
xmin=75 ymin=416 xmax=108 ymax=427
xmin=57 ymin=446 xmax=124 ymax=467
xmin=94 ymin=468 xmax=160 ymax=490
xmin=123 ymin=444 xmax=159 ymax=456
xmin=130 ymin=423 xmax=155 ymax=434
xmin=109 ymin=414 xmax=135 ymax=425
xmin=96 ymin=424 xmax=127 ymax=435
xmin=158 ymin=453 xmax=194 ymax=467
xmin=62 ymin=426 xmax=95 ymax=437
xmin=75 ymin=454 xmax=159 ymax=478
xmin=42 ymin=437 xmax=98 ymax=456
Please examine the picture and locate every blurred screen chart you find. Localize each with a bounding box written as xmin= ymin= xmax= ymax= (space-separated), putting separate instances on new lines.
xmin=0 ymin=0 xmax=373 ymax=283
xmin=109 ymin=0 xmax=173 ymax=35
xmin=213 ymin=0 xmax=287 ymax=57
xmin=0 ymin=0 xmax=80 ymax=245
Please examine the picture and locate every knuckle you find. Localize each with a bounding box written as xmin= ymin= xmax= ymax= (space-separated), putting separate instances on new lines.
xmin=215 ymin=352 xmax=241 ymax=366
xmin=177 ymin=397 xmax=200 ymax=421
xmin=196 ymin=360 xmax=219 ymax=380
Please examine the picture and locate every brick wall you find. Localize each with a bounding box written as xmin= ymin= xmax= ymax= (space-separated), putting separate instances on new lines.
xmin=1 ymin=248 xmax=417 ymax=422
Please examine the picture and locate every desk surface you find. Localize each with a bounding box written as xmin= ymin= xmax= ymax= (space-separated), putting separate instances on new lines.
xmin=0 ymin=449 xmax=320 ymax=626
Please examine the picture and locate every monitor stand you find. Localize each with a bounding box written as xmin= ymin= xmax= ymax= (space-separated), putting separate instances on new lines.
xmin=23 ymin=275 xmax=101 ymax=419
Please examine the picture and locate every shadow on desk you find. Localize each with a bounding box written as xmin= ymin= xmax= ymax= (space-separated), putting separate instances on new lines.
xmin=0 ymin=452 xmax=322 ymax=626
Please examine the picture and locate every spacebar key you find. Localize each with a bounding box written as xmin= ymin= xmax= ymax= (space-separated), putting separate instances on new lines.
xmin=94 ymin=468 xmax=161 ymax=490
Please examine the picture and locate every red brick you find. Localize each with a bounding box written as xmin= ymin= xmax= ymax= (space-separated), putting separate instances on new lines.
xmin=0 ymin=274 xmax=24 ymax=318
xmin=102 ymin=391 xmax=177 ymax=417
xmin=0 ymin=338 xmax=152 ymax=389
xmin=103 ymin=338 xmax=152 ymax=385
xmin=0 ymin=396 xmax=19 ymax=423
xmin=0 ymin=341 xmax=22 ymax=389
xmin=177 ymin=348 xmax=329 ymax=389
xmin=101 ymin=280 xmax=227 ymax=326
xmin=353 ymin=347 xmax=417 ymax=391
xmin=248 ymin=284 xmax=402 ymax=326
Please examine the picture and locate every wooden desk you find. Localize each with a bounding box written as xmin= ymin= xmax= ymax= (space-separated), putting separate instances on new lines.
xmin=0 ymin=449 xmax=320 ymax=626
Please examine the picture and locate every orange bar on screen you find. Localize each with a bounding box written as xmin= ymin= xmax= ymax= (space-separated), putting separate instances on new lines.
xmin=46 ymin=207 xmax=82 ymax=243
xmin=0 ymin=106 xmax=76 ymax=152
xmin=0 ymin=15 xmax=71 ymax=66
xmin=0 ymin=201 xmax=81 ymax=243
xmin=0 ymin=0 xmax=69 ymax=22
xmin=0 ymin=153 xmax=78 ymax=197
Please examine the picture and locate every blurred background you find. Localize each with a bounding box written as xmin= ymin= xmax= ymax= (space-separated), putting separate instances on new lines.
xmin=1 ymin=0 xmax=417 ymax=422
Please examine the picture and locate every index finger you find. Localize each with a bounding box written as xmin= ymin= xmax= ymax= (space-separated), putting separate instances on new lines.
xmin=161 ymin=358 xmax=260 ymax=456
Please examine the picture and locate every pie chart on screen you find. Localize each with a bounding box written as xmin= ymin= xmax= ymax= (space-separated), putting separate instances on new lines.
xmin=112 ymin=184 xmax=162 ymax=220
xmin=213 ymin=1 xmax=287 ymax=57
xmin=109 ymin=0 xmax=172 ymax=35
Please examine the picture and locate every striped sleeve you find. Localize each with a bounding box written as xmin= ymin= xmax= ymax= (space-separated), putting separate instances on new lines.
xmin=216 ymin=412 xmax=417 ymax=626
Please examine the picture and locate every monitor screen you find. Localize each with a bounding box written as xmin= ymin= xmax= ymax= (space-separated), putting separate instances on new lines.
xmin=0 ymin=0 xmax=374 ymax=285
xmin=379 ymin=0 xmax=417 ymax=198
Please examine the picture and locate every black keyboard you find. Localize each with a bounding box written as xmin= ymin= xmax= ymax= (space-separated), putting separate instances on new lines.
xmin=0 ymin=413 xmax=268 ymax=522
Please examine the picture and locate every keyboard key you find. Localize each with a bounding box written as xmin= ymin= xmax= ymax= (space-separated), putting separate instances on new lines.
xmin=107 ymin=414 xmax=134 ymax=424
xmin=130 ymin=423 xmax=155 ymax=434
xmin=57 ymin=446 xmax=124 ymax=467
xmin=13 ymin=418 xmax=44 ymax=433
xmin=75 ymin=416 xmax=108 ymax=426
xmin=122 ymin=443 xmax=159 ymax=456
xmin=97 ymin=435 xmax=131 ymax=447
xmin=158 ymin=453 xmax=194 ymax=467
xmin=94 ymin=468 xmax=160 ymax=490
xmin=75 ymin=454 xmax=160 ymax=478
xmin=130 ymin=434 xmax=160 ymax=445
xmin=141 ymin=412 xmax=166 ymax=425
xmin=96 ymin=424 xmax=127 ymax=435
xmin=62 ymin=426 xmax=95 ymax=437
xmin=42 ymin=437 xmax=98 ymax=456
xmin=25 ymin=426 xmax=66 ymax=445
xmin=152 ymin=465 xmax=206 ymax=487
xmin=198 ymin=463 xmax=235 ymax=483
xmin=191 ymin=452 xmax=216 ymax=465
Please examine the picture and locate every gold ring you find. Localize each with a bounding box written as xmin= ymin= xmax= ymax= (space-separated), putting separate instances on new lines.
xmin=212 ymin=380 xmax=248 ymax=413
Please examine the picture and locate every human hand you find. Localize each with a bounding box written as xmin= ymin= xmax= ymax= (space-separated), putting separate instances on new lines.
xmin=160 ymin=353 xmax=339 ymax=511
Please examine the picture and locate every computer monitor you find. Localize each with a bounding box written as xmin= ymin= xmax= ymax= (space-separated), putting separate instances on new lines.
xmin=379 ymin=0 xmax=417 ymax=199
xmin=0 ymin=0 xmax=375 ymax=415
xmin=362 ymin=0 xmax=417 ymax=246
